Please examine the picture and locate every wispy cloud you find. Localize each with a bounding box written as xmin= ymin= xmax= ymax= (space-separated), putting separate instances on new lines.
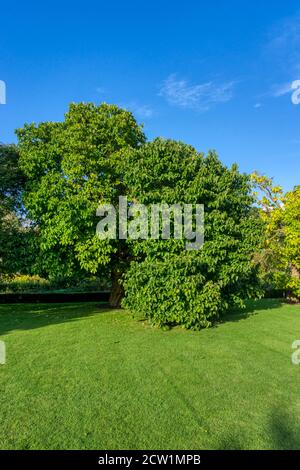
xmin=270 ymin=82 xmax=292 ymax=97
xmin=96 ymin=86 xmax=106 ymax=94
xmin=267 ymin=14 xmax=300 ymax=50
xmin=265 ymin=14 xmax=300 ymax=71
xmin=254 ymin=103 xmax=262 ymax=109
xmin=159 ymin=74 xmax=235 ymax=111
xmin=121 ymin=102 xmax=154 ymax=119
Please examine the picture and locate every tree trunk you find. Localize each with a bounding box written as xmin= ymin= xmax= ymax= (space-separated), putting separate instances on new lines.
xmin=109 ymin=271 xmax=124 ymax=308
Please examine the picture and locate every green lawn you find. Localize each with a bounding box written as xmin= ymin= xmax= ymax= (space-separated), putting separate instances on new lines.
xmin=0 ymin=299 xmax=300 ymax=450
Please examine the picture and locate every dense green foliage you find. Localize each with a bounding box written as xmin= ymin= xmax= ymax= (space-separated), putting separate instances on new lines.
xmin=284 ymin=187 xmax=300 ymax=297
xmin=3 ymin=102 xmax=297 ymax=327
xmin=0 ymin=300 xmax=299 ymax=449
xmin=122 ymin=139 xmax=263 ymax=328
xmin=0 ymin=144 xmax=33 ymax=275
xmin=16 ymin=103 xmax=145 ymax=299
xmin=252 ymin=173 xmax=300 ymax=299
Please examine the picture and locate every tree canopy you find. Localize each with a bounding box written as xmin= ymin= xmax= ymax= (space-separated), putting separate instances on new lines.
xmin=11 ymin=102 xmax=277 ymax=328
xmin=252 ymin=172 xmax=300 ymax=299
xmin=120 ymin=138 xmax=263 ymax=328
xmin=17 ymin=103 xmax=145 ymax=303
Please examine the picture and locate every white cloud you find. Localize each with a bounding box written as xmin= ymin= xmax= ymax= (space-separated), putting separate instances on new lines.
xmin=268 ymin=15 xmax=300 ymax=50
xmin=121 ymin=102 xmax=154 ymax=119
xmin=254 ymin=103 xmax=262 ymax=108
xmin=265 ymin=14 xmax=300 ymax=71
xmin=96 ymin=87 xmax=106 ymax=94
xmin=159 ymin=74 xmax=235 ymax=111
xmin=271 ymin=82 xmax=292 ymax=97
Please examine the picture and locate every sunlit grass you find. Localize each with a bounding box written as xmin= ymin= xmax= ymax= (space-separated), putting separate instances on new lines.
xmin=0 ymin=299 xmax=299 ymax=449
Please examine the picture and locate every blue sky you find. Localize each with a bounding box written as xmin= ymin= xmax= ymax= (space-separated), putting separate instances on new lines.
xmin=1 ymin=1 xmax=300 ymax=190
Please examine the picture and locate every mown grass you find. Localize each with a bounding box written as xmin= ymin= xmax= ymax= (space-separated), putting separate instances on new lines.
xmin=0 ymin=299 xmax=300 ymax=449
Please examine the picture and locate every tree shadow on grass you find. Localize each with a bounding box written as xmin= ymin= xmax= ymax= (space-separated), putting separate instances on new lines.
xmin=216 ymin=432 xmax=246 ymax=450
xmin=216 ymin=406 xmax=300 ymax=450
xmin=217 ymin=299 xmax=286 ymax=326
xmin=0 ymin=302 xmax=111 ymax=336
xmin=0 ymin=298 xmax=289 ymax=336
xmin=268 ymin=407 xmax=300 ymax=450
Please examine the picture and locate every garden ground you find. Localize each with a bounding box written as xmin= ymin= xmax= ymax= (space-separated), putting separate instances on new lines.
xmin=0 ymin=299 xmax=300 ymax=449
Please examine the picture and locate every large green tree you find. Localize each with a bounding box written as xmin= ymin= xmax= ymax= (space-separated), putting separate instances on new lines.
xmin=120 ymin=138 xmax=263 ymax=329
xmin=17 ymin=103 xmax=145 ymax=305
xmin=17 ymin=105 xmax=263 ymax=327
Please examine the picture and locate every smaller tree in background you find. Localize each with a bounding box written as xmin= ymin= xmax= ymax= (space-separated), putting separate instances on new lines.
xmin=252 ymin=172 xmax=300 ymax=299
xmin=284 ymin=187 xmax=300 ymax=297
xmin=0 ymin=144 xmax=34 ymax=276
